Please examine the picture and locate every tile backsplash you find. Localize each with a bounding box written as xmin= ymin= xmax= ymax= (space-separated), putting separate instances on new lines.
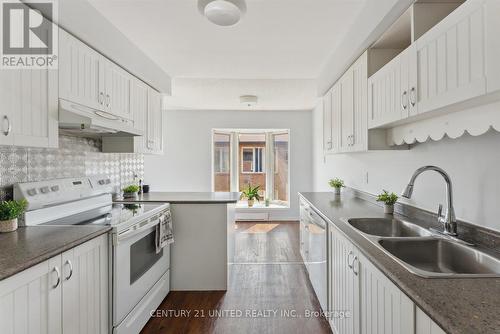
xmin=0 ymin=135 xmax=144 ymax=200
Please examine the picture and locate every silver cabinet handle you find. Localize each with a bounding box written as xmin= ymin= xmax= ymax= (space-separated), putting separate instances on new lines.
xmin=106 ymin=94 xmax=110 ymax=107
xmin=327 ymin=141 xmax=332 ymax=150
xmin=401 ymin=91 xmax=408 ymax=110
xmin=347 ymin=250 xmax=354 ymax=269
xmin=52 ymin=266 xmax=61 ymax=289
xmin=65 ymin=260 xmax=73 ymax=281
xmin=99 ymin=92 xmax=104 ymax=105
xmin=410 ymin=87 xmax=416 ymax=107
xmin=2 ymin=115 xmax=11 ymax=136
xmin=352 ymin=256 xmax=359 ymax=276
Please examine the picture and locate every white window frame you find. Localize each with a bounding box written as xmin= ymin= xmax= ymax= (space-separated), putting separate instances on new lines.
xmin=214 ymin=146 xmax=230 ymax=174
xmin=240 ymin=147 xmax=265 ymax=174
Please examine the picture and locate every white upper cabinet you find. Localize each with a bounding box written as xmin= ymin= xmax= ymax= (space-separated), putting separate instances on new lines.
xmin=147 ymin=88 xmax=163 ymax=154
xmin=0 ymin=62 xmax=58 ymax=148
xmin=59 ymin=29 xmax=101 ymax=111
xmin=415 ymin=0 xmax=487 ymax=114
xmin=486 ymin=0 xmax=500 ymax=93
xmin=100 ymin=58 xmax=132 ymax=120
xmin=323 ymin=52 xmax=368 ymax=154
xmin=131 ymin=78 xmax=149 ymax=153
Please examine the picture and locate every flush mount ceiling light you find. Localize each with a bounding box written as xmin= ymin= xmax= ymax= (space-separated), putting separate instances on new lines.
xmin=198 ymin=0 xmax=247 ymax=26
xmin=240 ymin=95 xmax=258 ymax=107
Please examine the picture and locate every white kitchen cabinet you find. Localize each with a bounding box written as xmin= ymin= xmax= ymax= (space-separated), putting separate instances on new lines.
xmin=416 ymin=307 xmax=446 ymax=334
xmin=415 ymin=0 xmax=487 ymax=115
xmin=59 ymin=29 xmax=102 ymax=111
xmin=350 ymin=52 xmax=368 ymax=151
xmin=0 ymin=256 xmax=62 ymax=334
xmin=101 ymin=58 xmax=132 ymax=121
xmin=61 ymin=234 xmax=109 ymax=334
xmin=146 ymin=88 xmax=163 ymax=154
xmin=486 ymin=0 xmax=500 ymax=93
xmin=0 ymin=235 xmax=108 ymax=334
xmin=323 ymin=85 xmax=341 ymax=154
xmin=359 ymin=253 xmax=415 ymax=334
xmin=131 ymin=78 xmax=149 ymax=153
xmin=328 ymin=224 xmax=360 ymax=334
xmin=339 ymin=69 xmax=354 ymax=152
xmin=0 ymin=65 xmax=58 ymax=148
xmin=323 ymin=89 xmax=333 ymax=152
xmin=368 ymin=46 xmax=413 ymax=128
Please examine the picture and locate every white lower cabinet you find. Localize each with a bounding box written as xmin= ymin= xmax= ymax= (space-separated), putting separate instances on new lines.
xmin=0 ymin=234 xmax=109 ymax=334
xmin=359 ymin=252 xmax=414 ymax=334
xmin=320 ymin=220 xmax=446 ymax=334
xmin=328 ymin=225 xmax=360 ymax=334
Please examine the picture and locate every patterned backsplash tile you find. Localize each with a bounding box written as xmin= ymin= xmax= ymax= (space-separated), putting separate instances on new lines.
xmin=0 ymin=135 xmax=144 ymax=201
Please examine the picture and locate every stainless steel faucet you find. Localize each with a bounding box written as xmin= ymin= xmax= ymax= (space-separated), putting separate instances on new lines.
xmin=401 ymin=166 xmax=457 ymax=236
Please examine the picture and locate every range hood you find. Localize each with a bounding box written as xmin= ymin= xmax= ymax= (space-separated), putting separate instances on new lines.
xmin=58 ymin=99 xmax=143 ymax=137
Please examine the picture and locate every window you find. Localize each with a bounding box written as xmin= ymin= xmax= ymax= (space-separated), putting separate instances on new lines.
xmin=214 ymin=147 xmax=229 ymax=173
xmin=241 ymin=147 xmax=264 ymax=173
xmin=212 ymin=129 xmax=290 ymax=208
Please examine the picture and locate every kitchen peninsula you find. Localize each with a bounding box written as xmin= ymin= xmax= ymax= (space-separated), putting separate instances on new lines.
xmin=115 ymin=192 xmax=240 ymax=290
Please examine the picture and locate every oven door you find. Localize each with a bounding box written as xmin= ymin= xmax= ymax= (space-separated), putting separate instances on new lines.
xmin=113 ymin=214 xmax=170 ymax=327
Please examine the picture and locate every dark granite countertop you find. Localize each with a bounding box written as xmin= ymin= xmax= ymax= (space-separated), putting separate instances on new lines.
xmin=114 ymin=192 xmax=241 ymax=204
xmin=299 ymin=191 xmax=500 ymax=334
xmin=0 ymin=226 xmax=111 ymax=281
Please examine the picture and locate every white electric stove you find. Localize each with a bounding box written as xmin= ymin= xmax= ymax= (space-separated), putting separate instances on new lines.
xmin=14 ymin=177 xmax=171 ymax=334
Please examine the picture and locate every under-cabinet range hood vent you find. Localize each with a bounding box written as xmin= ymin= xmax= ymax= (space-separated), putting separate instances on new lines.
xmin=58 ymin=99 xmax=143 ymax=137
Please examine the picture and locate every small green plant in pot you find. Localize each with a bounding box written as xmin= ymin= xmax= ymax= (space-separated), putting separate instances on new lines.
xmin=376 ymin=190 xmax=399 ymax=214
xmin=0 ymin=199 xmax=28 ymax=233
xmin=328 ymin=178 xmax=345 ymax=195
xmin=122 ymin=184 xmax=141 ymax=198
xmin=241 ymin=185 xmax=262 ymax=207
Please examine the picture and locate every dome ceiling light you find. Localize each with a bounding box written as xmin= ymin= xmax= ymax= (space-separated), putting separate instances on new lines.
xmin=198 ymin=0 xmax=247 ymax=26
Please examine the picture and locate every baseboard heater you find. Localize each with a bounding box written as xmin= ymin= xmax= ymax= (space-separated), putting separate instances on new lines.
xmin=235 ymin=212 xmax=270 ymax=221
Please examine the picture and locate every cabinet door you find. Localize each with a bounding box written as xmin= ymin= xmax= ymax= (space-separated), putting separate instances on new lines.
xmin=131 ymin=79 xmax=149 ymax=152
xmin=351 ymin=52 xmax=368 ymax=152
xmin=59 ymin=29 xmax=102 ymax=110
xmin=62 ymin=234 xmax=109 ymax=334
xmin=339 ymin=69 xmax=354 ymax=152
xmin=486 ymin=0 xmax=500 ymax=93
xmin=415 ymin=0 xmax=487 ymax=114
xmin=109 ymin=64 xmax=132 ymax=120
xmin=323 ymin=90 xmax=333 ymax=152
xmin=328 ymin=225 xmax=360 ymax=334
xmin=0 ymin=66 xmax=58 ymax=148
xmin=0 ymin=256 xmax=62 ymax=334
xmin=359 ymin=253 xmax=415 ymax=334
xmin=416 ymin=307 xmax=446 ymax=334
xmin=147 ymin=88 xmax=163 ymax=154
xmin=368 ymin=50 xmax=409 ymax=129
xmin=331 ymin=84 xmax=341 ymax=153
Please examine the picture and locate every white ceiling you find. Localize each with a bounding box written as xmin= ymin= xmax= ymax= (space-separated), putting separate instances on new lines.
xmin=87 ymin=0 xmax=366 ymax=80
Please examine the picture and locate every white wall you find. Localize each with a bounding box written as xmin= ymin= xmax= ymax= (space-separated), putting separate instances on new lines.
xmin=312 ymin=103 xmax=500 ymax=232
xmin=145 ymin=109 xmax=313 ymax=220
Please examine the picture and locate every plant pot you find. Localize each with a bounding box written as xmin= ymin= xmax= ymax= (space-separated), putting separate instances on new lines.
xmin=334 ymin=187 xmax=341 ymax=195
xmin=248 ymin=199 xmax=255 ymax=207
xmin=0 ymin=218 xmax=18 ymax=233
xmin=123 ymin=191 xmax=139 ymax=199
xmin=384 ymin=204 xmax=394 ymax=215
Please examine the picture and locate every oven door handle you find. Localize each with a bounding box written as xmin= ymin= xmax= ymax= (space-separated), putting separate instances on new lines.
xmin=116 ymin=218 xmax=161 ymax=244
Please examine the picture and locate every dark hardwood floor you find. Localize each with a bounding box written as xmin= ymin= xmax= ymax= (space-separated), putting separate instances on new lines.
xmin=141 ymin=222 xmax=332 ymax=334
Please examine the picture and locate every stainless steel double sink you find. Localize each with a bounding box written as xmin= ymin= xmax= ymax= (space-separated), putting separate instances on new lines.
xmin=347 ymin=218 xmax=500 ymax=278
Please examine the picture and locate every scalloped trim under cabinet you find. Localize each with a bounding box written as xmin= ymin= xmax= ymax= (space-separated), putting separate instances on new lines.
xmin=387 ymin=98 xmax=500 ymax=145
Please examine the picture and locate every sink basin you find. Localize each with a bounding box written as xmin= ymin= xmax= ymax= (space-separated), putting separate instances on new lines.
xmin=348 ymin=218 xmax=433 ymax=238
xmin=379 ymin=238 xmax=500 ymax=277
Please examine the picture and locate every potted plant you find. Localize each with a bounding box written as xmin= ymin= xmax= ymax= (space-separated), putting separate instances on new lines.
xmin=0 ymin=199 xmax=28 ymax=233
xmin=328 ymin=178 xmax=345 ymax=195
xmin=122 ymin=184 xmax=141 ymax=199
xmin=241 ymin=185 xmax=261 ymax=207
xmin=376 ymin=190 xmax=399 ymax=214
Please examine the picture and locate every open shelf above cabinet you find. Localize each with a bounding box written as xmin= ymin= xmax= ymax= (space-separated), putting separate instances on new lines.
xmin=368 ymin=0 xmax=465 ymax=76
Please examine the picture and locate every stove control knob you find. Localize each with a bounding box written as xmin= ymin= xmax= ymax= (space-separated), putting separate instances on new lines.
xmin=40 ymin=186 xmax=50 ymax=194
xmin=27 ymin=188 xmax=37 ymax=196
xmin=51 ymin=185 xmax=60 ymax=192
